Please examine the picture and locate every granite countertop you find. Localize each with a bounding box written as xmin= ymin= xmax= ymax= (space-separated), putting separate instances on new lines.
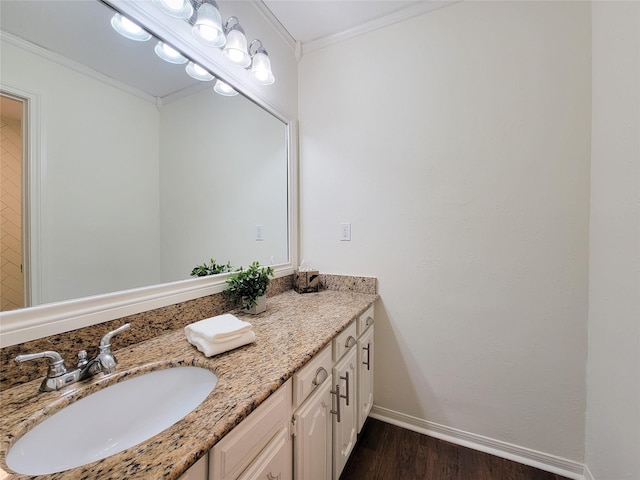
xmin=0 ymin=290 xmax=377 ymax=480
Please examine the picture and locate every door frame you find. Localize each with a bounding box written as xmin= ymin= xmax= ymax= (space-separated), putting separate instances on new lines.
xmin=1 ymin=84 xmax=42 ymax=308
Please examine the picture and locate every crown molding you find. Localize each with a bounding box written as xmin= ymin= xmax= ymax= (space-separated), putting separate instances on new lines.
xmin=252 ymin=1 xmax=297 ymax=51
xmin=0 ymin=31 xmax=156 ymax=104
xmin=303 ymin=0 xmax=459 ymax=54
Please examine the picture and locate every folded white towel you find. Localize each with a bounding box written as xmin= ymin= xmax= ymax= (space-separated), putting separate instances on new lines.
xmin=187 ymin=329 xmax=256 ymax=357
xmin=184 ymin=314 xmax=253 ymax=343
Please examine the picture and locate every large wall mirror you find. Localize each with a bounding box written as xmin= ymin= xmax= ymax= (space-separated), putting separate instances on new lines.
xmin=0 ymin=0 xmax=294 ymax=344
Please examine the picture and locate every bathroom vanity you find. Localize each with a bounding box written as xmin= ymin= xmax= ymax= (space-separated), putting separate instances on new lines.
xmin=0 ymin=289 xmax=377 ymax=480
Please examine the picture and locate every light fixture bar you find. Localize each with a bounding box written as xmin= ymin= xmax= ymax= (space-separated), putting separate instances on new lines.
xmin=151 ymin=2 xmax=277 ymax=86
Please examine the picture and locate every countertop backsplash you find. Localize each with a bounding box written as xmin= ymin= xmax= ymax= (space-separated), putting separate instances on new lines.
xmin=319 ymin=274 xmax=377 ymax=294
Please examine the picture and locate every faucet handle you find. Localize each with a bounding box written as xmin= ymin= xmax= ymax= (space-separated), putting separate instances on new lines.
xmin=95 ymin=324 xmax=130 ymax=375
xmin=15 ymin=351 xmax=67 ymax=378
xmin=99 ymin=323 xmax=130 ymax=350
xmin=77 ymin=350 xmax=88 ymax=368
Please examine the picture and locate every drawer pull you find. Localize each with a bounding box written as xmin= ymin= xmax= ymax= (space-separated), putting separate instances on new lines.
xmin=363 ymin=343 xmax=371 ymax=371
xmin=345 ymin=336 xmax=357 ymax=349
xmin=330 ymin=384 xmax=341 ymax=423
xmin=312 ymin=367 xmax=328 ymax=387
xmin=366 ymin=316 xmax=374 ymax=327
xmin=340 ymin=371 xmax=351 ymax=406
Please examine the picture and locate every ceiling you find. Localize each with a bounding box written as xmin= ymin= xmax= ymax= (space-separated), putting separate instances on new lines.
xmin=262 ymin=1 xmax=423 ymax=45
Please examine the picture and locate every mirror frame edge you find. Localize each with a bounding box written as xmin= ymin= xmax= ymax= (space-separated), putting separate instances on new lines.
xmin=0 ymin=0 xmax=299 ymax=348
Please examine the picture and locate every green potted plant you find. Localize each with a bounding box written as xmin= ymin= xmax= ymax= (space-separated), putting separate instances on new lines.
xmin=190 ymin=258 xmax=232 ymax=277
xmin=225 ymin=262 xmax=275 ymax=314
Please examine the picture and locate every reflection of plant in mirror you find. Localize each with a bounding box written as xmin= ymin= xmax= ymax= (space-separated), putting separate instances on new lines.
xmin=190 ymin=259 xmax=233 ymax=277
xmin=225 ymin=262 xmax=275 ymax=310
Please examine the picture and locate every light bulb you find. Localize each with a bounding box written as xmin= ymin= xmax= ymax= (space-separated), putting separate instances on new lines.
xmin=250 ymin=52 xmax=275 ymax=85
xmin=186 ymin=62 xmax=214 ymax=81
xmin=222 ymin=24 xmax=250 ymax=67
xmin=153 ymin=0 xmax=194 ymax=19
xmin=192 ymin=3 xmax=225 ymax=47
xmin=110 ymin=14 xmax=151 ymax=42
xmin=227 ymin=49 xmax=246 ymax=65
xmin=214 ymin=79 xmax=238 ymax=96
xmin=155 ymin=42 xmax=188 ymax=64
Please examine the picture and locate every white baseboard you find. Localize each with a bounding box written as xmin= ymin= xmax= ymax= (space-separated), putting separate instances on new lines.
xmin=369 ymin=405 xmax=586 ymax=480
xmin=583 ymin=465 xmax=596 ymax=480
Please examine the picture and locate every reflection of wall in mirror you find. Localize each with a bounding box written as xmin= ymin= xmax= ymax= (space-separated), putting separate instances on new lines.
xmin=1 ymin=35 xmax=289 ymax=307
xmin=1 ymin=39 xmax=162 ymax=305
xmin=159 ymin=88 xmax=288 ymax=281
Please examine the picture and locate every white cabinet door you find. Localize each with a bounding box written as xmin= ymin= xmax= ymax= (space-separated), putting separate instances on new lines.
xmin=357 ymin=325 xmax=374 ymax=434
xmin=332 ymin=346 xmax=357 ymax=480
xmin=210 ymin=381 xmax=292 ymax=480
xmin=293 ymin=378 xmax=333 ymax=480
xmin=236 ymin=426 xmax=292 ymax=480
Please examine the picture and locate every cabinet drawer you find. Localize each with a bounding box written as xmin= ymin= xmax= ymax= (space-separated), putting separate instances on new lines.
xmin=356 ymin=305 xmax=375 ymax=337
xmin=210 ymin=380 xmax=292 ymax=480
xmin=333 ymin=321 xmax=357 ymax=362
xmin=293 ymin=344 xmax=332 ymax=409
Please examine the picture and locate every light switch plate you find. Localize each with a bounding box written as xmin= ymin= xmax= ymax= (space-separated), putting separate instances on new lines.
xmin=340 ymin=223 xmax=351 ymax=241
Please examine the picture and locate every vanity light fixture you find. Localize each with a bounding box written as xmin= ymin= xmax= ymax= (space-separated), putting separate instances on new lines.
xmin=151 ymin=2 xmax=276 ymax=85
xmin=248 ymin=40 xmax=275 ymax=85
xmin=221 ymin=17 xmax=251 ymax=68
xmin=154 ymin=41 xmax=188 ymax=64
xmin=213 ymin=79 xmax=238 ymax=96
xmin=186 ymin=61 xmax=214 ymax=81
xmin=153 ymin=0 xmax=194 ymax=19
xmin=191 ymin=0 xmax=226 ymax=48
xmin=110 ymin=13 xmax=152 ymax=42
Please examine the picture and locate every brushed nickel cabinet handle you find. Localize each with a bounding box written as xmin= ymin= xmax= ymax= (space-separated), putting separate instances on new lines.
xmin=340 ymin=371 xmax=351 ymax=406
xmin=330 ymin=384 xmax=341 ymax=423
xmin=363 ymin=343 xmax=371 ymax=371
xmin=345 ymin=336 xmax=357 ymax=349
xmin=312 ymin=367 xmax=328 ymax=387
xmin=366 ymin=316 xmax=374 ymax=327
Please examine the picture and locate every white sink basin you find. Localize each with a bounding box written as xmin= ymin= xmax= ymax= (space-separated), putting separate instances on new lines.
xmin=6 ymin=366 xmax=217 ymax=475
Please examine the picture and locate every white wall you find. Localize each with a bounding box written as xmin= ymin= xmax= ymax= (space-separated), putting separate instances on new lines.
xmin=586 ymin=2 xmax=640 ymax=479
xmin=299 ymin=0 xmax=591 ymax=463
xmin=1 ymin=40 xmax=161 ymax=305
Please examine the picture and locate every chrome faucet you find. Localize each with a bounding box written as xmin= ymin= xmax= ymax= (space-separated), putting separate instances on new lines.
xmin=15 ymin=324 xmax=130 ymax=392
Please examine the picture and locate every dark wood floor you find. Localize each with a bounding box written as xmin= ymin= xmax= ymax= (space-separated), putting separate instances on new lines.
xmin=340 ymin=419 xmax=571 ymax=480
